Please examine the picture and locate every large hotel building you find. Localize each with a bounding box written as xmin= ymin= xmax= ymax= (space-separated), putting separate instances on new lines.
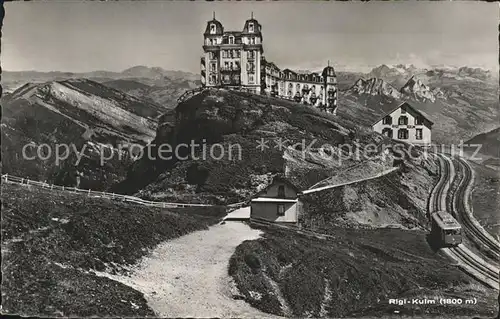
xmin=200 ymin=14 xmax=338 ymax=114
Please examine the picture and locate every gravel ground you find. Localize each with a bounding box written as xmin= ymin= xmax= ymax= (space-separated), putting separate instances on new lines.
xmin=93 ymin=221 xmax=275 ymax=318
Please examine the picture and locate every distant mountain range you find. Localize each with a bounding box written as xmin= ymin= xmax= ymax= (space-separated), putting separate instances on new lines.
xmin=3 ymin=64 xmax=498 ymax=145
xmin=3 ymin=66 xmax=201 ymax=109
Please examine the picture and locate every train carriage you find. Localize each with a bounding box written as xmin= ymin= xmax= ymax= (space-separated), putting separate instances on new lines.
xmin=431 ymin=211 xmax=462 ymax=247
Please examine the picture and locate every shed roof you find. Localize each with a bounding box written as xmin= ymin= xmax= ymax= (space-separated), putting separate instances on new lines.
xmin=251 ymin=197 xmax=298 ymax=203
xmin=432 ymin=211 xmax=461 ymax=229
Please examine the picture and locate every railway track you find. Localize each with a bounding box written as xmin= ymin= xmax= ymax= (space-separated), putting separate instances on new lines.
xmin=429 ymin=153 xmax=499 ymax=290
xmin=453 ymin=157 xmax=500 ymax=261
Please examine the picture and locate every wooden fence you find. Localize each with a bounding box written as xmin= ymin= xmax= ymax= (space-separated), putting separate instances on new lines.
xmin=1 ymin=174 xmax=246 ymax=210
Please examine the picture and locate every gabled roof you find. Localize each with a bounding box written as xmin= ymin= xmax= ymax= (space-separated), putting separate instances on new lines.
xmin=371 ymin=102 xmax=434 ymax=126
xmin=255 ymin=175 xmax=301 ymax=197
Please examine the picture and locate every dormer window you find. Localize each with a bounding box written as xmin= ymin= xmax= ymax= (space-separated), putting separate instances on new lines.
xmin=210 ymin=24 xmax=216 ymax=34
xmin=249 ymin=23 xmax=254 ymax=32
xmin=229 ymin=36 xmax=234 ymax=44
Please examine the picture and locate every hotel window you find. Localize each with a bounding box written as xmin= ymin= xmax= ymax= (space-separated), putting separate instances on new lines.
xmin=236 ymin=50 xmax=241 ymax=58
xmin=224 ymin=61 xmax=229 ymax=69
xmin=415 ymin=116 xmax=424 ymax=125
xmin=209 ymin=75 xmax=216 ymax=84
xmin=209 ymin=52 xmax=216 ymax=59
xmin=229 ymin=36 xmax=234 ymax=44
xmin=249 ymin=23 xmax=254 ymax=33
xmin=224 ymin=75 xmax=230 ymax=83
xmin=278 ymin=185 xmax=285 ymax=198
xmin=382 ymin=116 xmax=392 ymax=125
xmin=210 ymin=63 xmax=216 ymax=72
xmin=222 ymin=50 xmax=226 ymax=58
xmin=416 ymin=128 xmax=423 ymax=140
xmin=277 ymin=204 xmax=285 ymax=216
xmin=398 ymin=116 xmax=408 ymax=125
xmin=210 ymin=24 xmax=216 ymax=34
xmin=250 ymin=37 xmax=255 ymax=44
xmin=398 ymin=128 xmax=409 ymax=140
xmin=247 ymin=62 xmax=255 ymax=73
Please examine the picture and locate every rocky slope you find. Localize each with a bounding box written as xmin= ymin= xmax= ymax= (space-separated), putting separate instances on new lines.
xmin=1 ymin=79 xmax=163 ymax=190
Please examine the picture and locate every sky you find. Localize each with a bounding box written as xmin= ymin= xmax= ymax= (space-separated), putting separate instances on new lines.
xmin=2 ymin=1 xmax=499 ymax=73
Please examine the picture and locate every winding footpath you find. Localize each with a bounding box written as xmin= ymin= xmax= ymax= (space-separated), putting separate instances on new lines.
xmin=93 ymin=221 xmax=276 ymax=318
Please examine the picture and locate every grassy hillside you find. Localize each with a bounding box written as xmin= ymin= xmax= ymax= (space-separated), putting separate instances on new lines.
xmin=466 ymin=126 xmax=500 ymax=158
xmin=112 ymin=89 xmax=359 ymax=202
xmin=468 ymin=161 xmax=500 ymax=238
xmin=229 ymin=224 xmax=497 ymax=318
xmin=1 ymin=182 xmax=226 ymax=317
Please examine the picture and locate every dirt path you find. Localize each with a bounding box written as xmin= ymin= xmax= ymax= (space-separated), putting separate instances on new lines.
xmin=93 ymin=221 xmax=276 ymax=318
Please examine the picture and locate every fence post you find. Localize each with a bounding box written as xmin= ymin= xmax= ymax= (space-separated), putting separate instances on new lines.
xmin=51 ymin=184 xmax=53 ymax=190
xmin=62 ymin=186 xmax=64 ymax=191
xmin=88 ymin=189 xmax=91 ymax=196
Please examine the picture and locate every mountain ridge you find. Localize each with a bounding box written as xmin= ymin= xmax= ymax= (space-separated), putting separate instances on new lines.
xmin=1 ymin=78 xmax=164 ymax=190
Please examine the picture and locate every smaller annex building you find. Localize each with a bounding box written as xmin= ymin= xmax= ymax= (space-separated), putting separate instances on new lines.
xmin=372 ymin=102 xmax=433 ymax=145
xmin=250 ymin=176 xmax=301 ymax=224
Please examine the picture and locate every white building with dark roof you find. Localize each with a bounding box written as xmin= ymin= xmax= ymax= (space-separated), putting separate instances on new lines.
xmin=372 ymin=102 xmax=433 ymax=145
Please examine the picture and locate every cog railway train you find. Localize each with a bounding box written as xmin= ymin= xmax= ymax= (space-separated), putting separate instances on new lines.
xmin=430 ymin=211 xmax=462 ymax=247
